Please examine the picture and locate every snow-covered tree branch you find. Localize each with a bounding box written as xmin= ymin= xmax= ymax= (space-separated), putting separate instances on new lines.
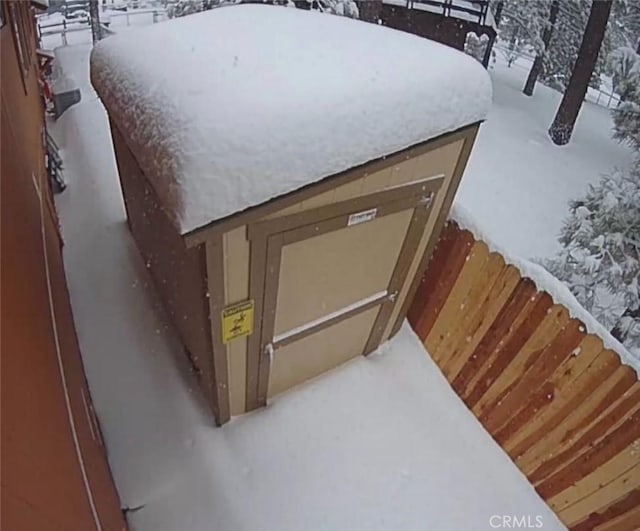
xmin=545 ymin=168 xmax=640 ymax=354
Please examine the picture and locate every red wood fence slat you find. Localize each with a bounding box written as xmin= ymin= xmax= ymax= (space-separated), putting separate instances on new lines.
xmin=481 ymin=319 xmax=585 ymax=433
xmin=529 ymin=384 xmax=640 ymax=484
xmin=465 ymin=292 xmax=553 ymax=409
xmin=451 ymin=279 xmax=536 ymax=397
xmin=412 ymin=227 xmax=474 ymax=340
xmin=571 ymin=490 xmax=640 ymax=531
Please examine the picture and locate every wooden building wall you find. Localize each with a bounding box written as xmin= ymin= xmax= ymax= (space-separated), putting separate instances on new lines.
xmin=1 ymin=3 xmax=127 ymax=529
xmin=408 ymin=221 xmax=640 ymax=530
xmin=357 ymin=1 xmax=496 ymax=60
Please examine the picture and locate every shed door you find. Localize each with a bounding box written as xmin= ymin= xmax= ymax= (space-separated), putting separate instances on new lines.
xmin=247 ymin=177 xmax=442 ymax=406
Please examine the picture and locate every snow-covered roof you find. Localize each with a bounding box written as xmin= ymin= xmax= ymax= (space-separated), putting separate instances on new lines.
xmin=91 ymin=5 xmax=492 ymax=234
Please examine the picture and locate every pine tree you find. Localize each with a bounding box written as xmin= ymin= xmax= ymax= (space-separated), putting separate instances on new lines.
xmin=496 ymin=0 xmax=549 ymax=67
xmin=464 ymin=32 xmax=490 ymax=64
xmin=308 ymin=0 xmax=358 ymax=17
xmin=609 ymin=46 xmax=640 ymax=102
xmin=523 ymin=0 xmax=559 ymax=96
xmin=546 ymin=42 xmax=640 ymax=355
xmin=539 ymin=0 xmax=615 ymax=93
xmin=609 ymin=46 xmax=640 ymax=149
xmin=549 ymin=0 xmax=613 ymax=145
xmin=545 ymin=169 xmax=640 ymax=354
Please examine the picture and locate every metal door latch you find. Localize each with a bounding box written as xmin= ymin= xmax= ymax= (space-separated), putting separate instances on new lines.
xmin=264 ymin=343 xmax=274 ymax=365
xmin=419 ymin=193 xmax=434 ymax=207
xmin=388 ymin=291 xmax=398 ymax=302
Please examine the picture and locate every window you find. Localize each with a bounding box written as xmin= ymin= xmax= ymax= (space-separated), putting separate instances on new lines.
xmin=0 ymin=2 xmax=5 ymax=28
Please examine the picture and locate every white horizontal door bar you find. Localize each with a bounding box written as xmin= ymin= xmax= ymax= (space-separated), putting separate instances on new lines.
xmin=273 ymin=290 xmax=389 ymax=345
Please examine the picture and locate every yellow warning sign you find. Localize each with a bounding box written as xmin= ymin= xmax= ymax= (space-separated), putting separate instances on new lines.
xmin=221 ymin=300 xmax=254 ymax=344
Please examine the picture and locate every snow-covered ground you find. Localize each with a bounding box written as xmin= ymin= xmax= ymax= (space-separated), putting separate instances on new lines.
xmin=46 ymin=31 xmax=564 ymax=531
xmin=457 ymin=52 xmax=635 ymax=261
xmin=43 ymin=11 xmax=639 ymax=527
xmin=454 ymin=51 xmax=638 ymax=367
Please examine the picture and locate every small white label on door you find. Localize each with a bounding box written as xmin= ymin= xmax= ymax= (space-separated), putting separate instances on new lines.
xmin=348 ymin=208 xmax=377 ymax=226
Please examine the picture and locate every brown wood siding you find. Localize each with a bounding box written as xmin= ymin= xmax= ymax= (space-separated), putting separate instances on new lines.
xmin=109 ymin=124 xmax=219 ymax=419
xmin=1 ymin=7 xmax=127 ymax=529
xmin=378 ymin=3 xmax=495 ymax=54
xmin=407 ymin=221 xmax=640 ymax=530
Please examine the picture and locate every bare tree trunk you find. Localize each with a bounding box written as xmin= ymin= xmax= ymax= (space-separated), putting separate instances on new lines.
xmin=482 ymin=32 xmax=496 ymax=67
xmin=523 ymin=0 xmax=559 ymax=96
xmin=357 ymin=0 xmax=382 ymax=22
xmin=493 ymin=1 xmax=504 ymax=27
xmin=548 ymin=0 xmax=612 ymax=145
xmin=507 ymin=26 xmax=519 ymax=67
xmin=89 ymin=0 xmax=102 ymax=43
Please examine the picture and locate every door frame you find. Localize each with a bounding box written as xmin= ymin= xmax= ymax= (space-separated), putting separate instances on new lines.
xmin=245 ymin=176 xmax=444 ymax=410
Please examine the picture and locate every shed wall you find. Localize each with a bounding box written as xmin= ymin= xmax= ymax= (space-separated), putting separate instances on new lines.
xmin=385 ymin=129 xmax=477 ymax=340
xmin=110 ymin=125 xmax=218 ymax=413
xmin=223 ymin=132 xmax=470 ymax=415
xmin=110 ymin=115 xmax=477 ymax=420
xmin=224 ymin=226 xmax=251 ymax=414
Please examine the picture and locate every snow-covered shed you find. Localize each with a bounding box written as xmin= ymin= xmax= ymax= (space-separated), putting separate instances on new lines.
xmin=91 ymin=4 xmax=491 ymax=425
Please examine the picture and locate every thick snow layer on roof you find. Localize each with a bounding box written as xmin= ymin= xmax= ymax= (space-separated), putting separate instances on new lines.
xmin=91 ymin=5 xmax=491 ymax=233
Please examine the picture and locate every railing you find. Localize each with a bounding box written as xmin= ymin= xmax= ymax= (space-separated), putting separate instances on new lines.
xmin=408 ymin=221 xmax=639 ymax=531
xmin=38 ymin=19 xmax=88 ymax=45
xmin=46 ymin=131 xmax=66 ymax=193
xmin=406 ymin=0 xmax=489 ymax=25
xmin=587 ymin=88 xmax=621 ymax=110
xmin=493 ymin=42 xmax=622 ymax=110
xmin=37 ymin=8 xmax=167 ymax=45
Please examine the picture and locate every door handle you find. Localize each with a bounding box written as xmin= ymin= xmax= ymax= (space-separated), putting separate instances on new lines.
xmin=264 ymin=343 xmax=274 ymax=365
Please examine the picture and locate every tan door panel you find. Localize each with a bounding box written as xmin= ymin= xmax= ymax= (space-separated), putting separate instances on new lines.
xmin=274 ymin=208 xmax=413 ymax=336
xmin=268 ymin=307 xmax=380 ymax=398
xmin=248 ymin=178 xmax=442 ymax=409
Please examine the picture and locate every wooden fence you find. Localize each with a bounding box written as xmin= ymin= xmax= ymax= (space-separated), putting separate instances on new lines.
xmin=408 ymin=221 xmax=640 ymax=531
